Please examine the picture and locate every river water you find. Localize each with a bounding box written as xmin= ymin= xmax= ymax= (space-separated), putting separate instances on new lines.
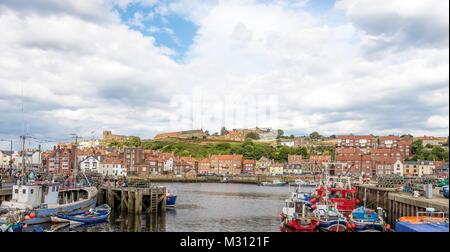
xmin=51 ymin=183 xmax=315 ymax=232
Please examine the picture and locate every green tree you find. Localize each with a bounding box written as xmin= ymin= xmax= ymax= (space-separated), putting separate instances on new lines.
xmin=245 ymin=132 xmax=260 ymax=140
xmin=411 ymin=140 xmax=424 ymax=155
xmin=277 ymin=129 xmax=284 ymax=139
xmin=126 ymin=137 xmax=141 ymax=147
xmin=220 ymin=127 xmax=228 ymax=136
xmin=309 ymin=131 xmax=322 ymax=140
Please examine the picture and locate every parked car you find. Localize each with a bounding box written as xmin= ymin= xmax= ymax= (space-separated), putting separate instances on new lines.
xmin=440 ymin=185 xmax=449 ymax=198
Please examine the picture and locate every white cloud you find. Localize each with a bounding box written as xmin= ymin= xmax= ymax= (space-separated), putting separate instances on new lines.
xmin=0 ymin=0 xmax=448 ymax=149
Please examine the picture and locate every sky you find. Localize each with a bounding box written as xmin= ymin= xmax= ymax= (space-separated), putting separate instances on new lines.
xmin=0 ymin=0 xmax=449 ymax=150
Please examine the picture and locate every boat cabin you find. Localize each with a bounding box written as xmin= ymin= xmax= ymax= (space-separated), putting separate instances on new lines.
xmin=2 ymin=183 xmax=90 ymax=210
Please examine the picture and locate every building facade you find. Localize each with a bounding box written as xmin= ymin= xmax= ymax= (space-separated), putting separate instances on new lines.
xmin=210 ymin=154 xmax=243 ymax=175
xmin=80 ymin=156 xmax=101 ymax=173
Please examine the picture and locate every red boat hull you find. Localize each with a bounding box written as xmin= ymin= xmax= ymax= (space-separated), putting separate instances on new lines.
xmin=281 ymin=219 xmax=320 ymax=232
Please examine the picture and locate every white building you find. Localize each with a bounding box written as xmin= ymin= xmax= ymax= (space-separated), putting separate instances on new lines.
xmin=418 ymin=160 xmax=435 ymax=177
xmin=0 ymin=151 xmax=13 ymax=168
xmin=80 ymin=156 xmax=101 ymax=173
xmin=78 ymin=139 xmax=100 ymax=149
xmin=279 ymin=139 xmax=295 ymax=147
xmin=269 ymin=163 xmax=284 ymax=176
xmin=99 ymin=158 xmax=126 ymax=177
xmin=14 ymin=150 xmax=42 ymax=171
xmin=163 ymin=157 xmax=174 ymax=172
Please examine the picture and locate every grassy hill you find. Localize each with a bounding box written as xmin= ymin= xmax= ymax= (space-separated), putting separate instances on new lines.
xmin=140 ymin=138 xmax=334 ymax=162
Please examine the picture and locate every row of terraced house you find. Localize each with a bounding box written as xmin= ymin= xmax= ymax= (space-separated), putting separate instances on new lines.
xmin=332 ymin=135 xmax=448 ymax=177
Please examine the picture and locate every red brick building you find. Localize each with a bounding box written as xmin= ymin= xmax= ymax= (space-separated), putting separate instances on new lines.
xmin=336 ymin=135 xmax=376 ymax=149
xmin=210 ymin=154 xmax=243 ymax=175
xmin=335 ymin=154 xmax=375 ymax=176
xmin=198 ymin=158 xmax=211 ymax=174
xmin=288 ymin=155 xmax=303 ymax=164
xmin=243 ymin=160 xmax=256 ymax=174
xmin=45 ymin=145 xmax=75 ymax=176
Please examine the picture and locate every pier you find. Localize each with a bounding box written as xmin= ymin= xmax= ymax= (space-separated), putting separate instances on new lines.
xmin=356 ymin=185 xmax=449 ymax=225
xmin=97 ymin=185 xmax=167 ymax=214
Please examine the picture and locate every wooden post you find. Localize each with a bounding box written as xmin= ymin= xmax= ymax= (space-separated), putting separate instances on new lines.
xmin=162 ymin=187 xmax=167 ymax=212
xmin=107 ymin=188 xmax=114 ymax=209
xmin=135 ymin=189 xmax=142 ymax=214
xmin=121 ymin=189 xmax=128 ymax=212
xmin=128 ymin=190 xmax=134 ymax=213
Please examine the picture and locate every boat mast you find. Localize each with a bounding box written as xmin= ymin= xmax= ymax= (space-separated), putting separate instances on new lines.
xmin=72 ymin=134 xmax=79 ymax=187
xmin=21 ymin=135 xmax=26 ymax=184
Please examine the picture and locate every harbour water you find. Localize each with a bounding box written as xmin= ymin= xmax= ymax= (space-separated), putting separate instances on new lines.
xmin=50 ymin=183 xmax=315 ymax=232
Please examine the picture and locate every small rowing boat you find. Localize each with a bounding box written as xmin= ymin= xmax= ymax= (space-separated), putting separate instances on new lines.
xmin=55 ymin=204 xmax=111 ymax=224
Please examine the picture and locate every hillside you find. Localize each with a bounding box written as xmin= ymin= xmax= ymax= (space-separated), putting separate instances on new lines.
xmin=140 ymin=138 xmax=334 ymax=162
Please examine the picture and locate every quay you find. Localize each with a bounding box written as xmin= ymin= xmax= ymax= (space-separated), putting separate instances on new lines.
xmin=356 ymin=185 xmax=449 ymax=225
xmin=97 ymin=185 xmax=167 ymax=214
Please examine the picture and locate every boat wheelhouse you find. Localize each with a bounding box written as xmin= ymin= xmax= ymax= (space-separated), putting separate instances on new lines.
xmin=315 ymin=176 xmax=358 ymax=216
xmin=1 ymin=182 xmax=97 ymax=225
xmin=280 ymin=198 xmax=319 ymax=232
xmin=313 ymin=203 xmax=348 ymax=232
xmin=348 ymin=207 xmax=390 ymax=232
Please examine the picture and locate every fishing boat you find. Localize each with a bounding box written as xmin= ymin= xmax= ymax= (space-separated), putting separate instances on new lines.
xmin=313 ymin=202 xmax=348 ymax=232
xmin=348 ymin=207 xmax=390 ymax=232
xmin=314 ymin=176 xmax=359 ymax=216
xmin=0 ymin=182 xmax=98 ymax=225
xmin=289 ymin=179 xmax=305 ymax=186
xmin=261 ymin=180 xmax=286 ymax=187
xmin=166 ymin=192 xmax=177 ymax=208
xmin=280 ymin=198 xmax=319 ymax=232
xmin=395 ymin=208 xmax=449 ymax=232
xmin=55 ymin=204 xmax=111 ymax=224
xmin=303 ymin=181 xmax=319 ymax=187
xmin=0 ymin=134 xmax=98 ymax=225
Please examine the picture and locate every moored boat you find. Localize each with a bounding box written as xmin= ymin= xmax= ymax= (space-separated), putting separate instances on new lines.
xmin=55 ymin=204 xmax=111 ymax=224
xmin=289 ymin=179 xmax=305 ymax=186
xmin=261 ymin=180 xmax=286 ymax=187
xmin=395 ymin=208 xmax=449 ymax=232
xmin=348 ymin=207 xmax=390 ymax=232
xmin=166 ymin=192 xmax=177 ymax=208
xmin=313 ymin=203 xmax=348 ymax=232
xmin=314 ymin=177 xmax=359 ymax=217
xmin=0 ymin=182 xmax=98 ymax=225
xmin=280 ymin=198 xmax=319 ymax=232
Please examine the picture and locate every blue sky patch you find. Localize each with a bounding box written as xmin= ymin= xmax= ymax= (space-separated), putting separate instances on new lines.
xmin=114 ymin=1 xmax=198 ymax=62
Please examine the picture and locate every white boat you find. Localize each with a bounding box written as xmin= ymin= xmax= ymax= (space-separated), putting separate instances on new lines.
xmin=0 ymin=182 xmax=97 ymax=225
xmin=261 ymin=180 xmax=286 ymax=187
xmin=289 ymin=179 xmax=305 ymax=186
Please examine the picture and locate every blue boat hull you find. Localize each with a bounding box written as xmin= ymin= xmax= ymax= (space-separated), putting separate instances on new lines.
xmin=352 ymin=223 xmax=385 ymax=232
xmin=166 ymin=195 xmax=177 ymax=207
xmin=318 ymin=220 xmax=348 ymax=232
xmin=395 ymin=221 xmax=449 ymax=232
xmin=23 ymin=197 xmax=97 ymax=225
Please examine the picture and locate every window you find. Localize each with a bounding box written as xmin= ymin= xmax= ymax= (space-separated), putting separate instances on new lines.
xmin=22 ymin=189 xmax=26 ymax=194
xmin=14 ymin=189 xmax=18 ymax=194
xmin=30 ymin=189 xmax=34 ymax=194
xmin=52 ymin=186 xmax=55 ymax=192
